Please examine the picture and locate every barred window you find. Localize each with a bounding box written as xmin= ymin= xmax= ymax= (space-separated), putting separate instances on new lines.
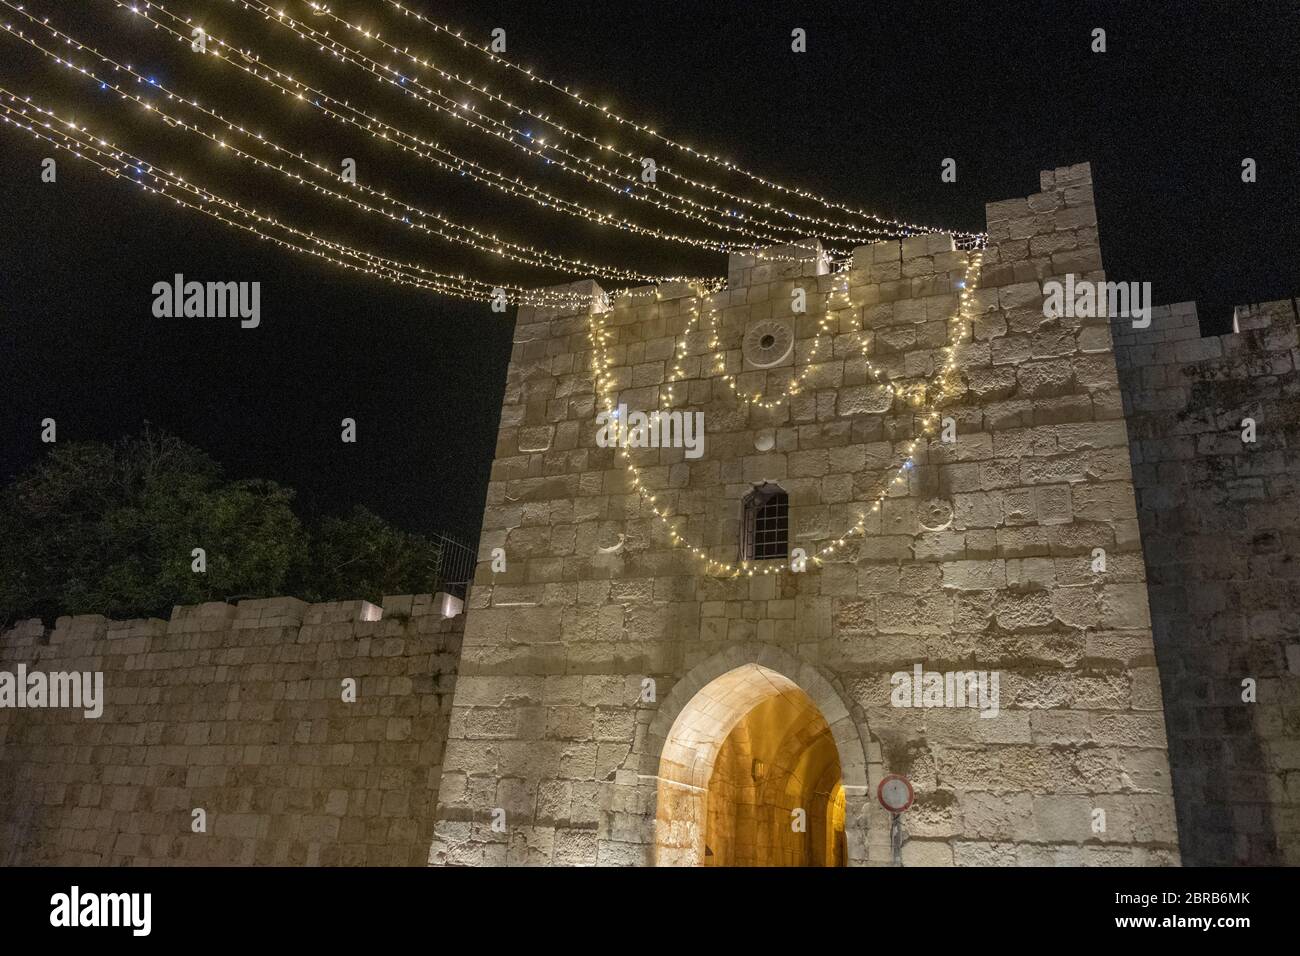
xmin=741 ymin=483 xmax=789 ymax=562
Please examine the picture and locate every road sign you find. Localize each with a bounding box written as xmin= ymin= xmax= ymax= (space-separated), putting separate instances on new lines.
xmin=877 ymin=773 xmax=914 ymax=813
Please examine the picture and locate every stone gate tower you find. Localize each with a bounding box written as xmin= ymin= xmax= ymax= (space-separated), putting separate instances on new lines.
xmin=431 ymin=162 xmax=1182 ymax=866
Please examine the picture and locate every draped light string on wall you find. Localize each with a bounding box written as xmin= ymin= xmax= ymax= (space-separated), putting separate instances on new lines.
xmin=8 ymin=73 xmax=983 ymax=570
xmin=665 ymin=279 xmax=930 ymax=411
xmin=589 ymin=250 xmax=984 ymax=577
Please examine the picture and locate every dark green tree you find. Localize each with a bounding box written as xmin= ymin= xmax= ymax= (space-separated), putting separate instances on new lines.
xmin=0 ymin=429 xmax=441 ymax=625
xmin=0 ymin=429 xmax=303 ymax=623
xmin=294 ymin=506 xmax=441 ymax=605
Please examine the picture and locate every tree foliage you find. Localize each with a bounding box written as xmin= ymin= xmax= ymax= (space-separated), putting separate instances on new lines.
xmin=292 ymin=506 xmax=441 ymax=605
xmin=0 ymin=429 xmax=442 ymax=625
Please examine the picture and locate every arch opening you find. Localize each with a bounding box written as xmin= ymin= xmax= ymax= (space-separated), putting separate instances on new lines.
xmin=655 ymin=663 xmax=847 ymax=866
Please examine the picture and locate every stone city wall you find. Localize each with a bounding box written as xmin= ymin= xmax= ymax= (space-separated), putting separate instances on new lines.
xmin=1114 ymin=296 xmax=1300 ymax=864
xmin=0 ymin=595 xmax=462 ymax=865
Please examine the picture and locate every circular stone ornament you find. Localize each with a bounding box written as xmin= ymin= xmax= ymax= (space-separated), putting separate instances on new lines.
xmin=877 ymin=773 xmax=914 ymax=813
xmin=918 ymin=498 xmax=955 ymax=532
xmin=742 ymin=319 xmax=795 ymax=368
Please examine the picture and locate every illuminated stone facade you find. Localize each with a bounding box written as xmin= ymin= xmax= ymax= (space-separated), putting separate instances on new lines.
xmin=429 ymin=162 xmax=1192 ymax=866
xmin=3 ymin=163 xmax=1295 ymax=867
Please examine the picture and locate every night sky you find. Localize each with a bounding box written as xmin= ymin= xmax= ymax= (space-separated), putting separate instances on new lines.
xmin=1 ymin=0 xmax=1296 ymax=542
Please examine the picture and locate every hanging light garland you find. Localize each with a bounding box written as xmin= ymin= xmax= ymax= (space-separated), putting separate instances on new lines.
xmin=0 ymin=94 xmax=468 ymax=300
xmin=383 ymin=0 xmax=986 ymax=248
xmin=0 ymin=87 xmax=618 ymax=308
xmin=109 ymin=0 xmax=879 ymax=266
xmin=0 ymin=0 xmax=988 ymax=572
xmin=0 ymin=4 xmax=989 ymax=334
xmin=0 ymin=0 xmax=985 ymax=299
xmin=237 ymin=0 xmax=921 ymax=252
xmin=239 ymin=0 xmax=850 ymax=253
xmin=589 ymin=250 xmax=984 ymax=577
xmin=0 ymin=6 xmax=725 ymax=291
xmin=4 ymin=76 xmax=984 ymax=570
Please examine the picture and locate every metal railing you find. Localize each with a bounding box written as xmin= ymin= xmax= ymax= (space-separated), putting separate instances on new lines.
xmin=431 ymin=532 xmax=477 ymax=599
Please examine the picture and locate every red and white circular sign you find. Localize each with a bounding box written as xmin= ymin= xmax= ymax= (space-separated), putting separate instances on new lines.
xmin=877 ymin=773 xmax=914 ymax=813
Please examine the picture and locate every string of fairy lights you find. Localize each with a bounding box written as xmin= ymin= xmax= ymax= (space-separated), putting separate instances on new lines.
xmin=0 ymin=88 xmax=608 ymax=308
xmin=5 ymin=0 xmax=985 ymax=296
xmin=213 ymin=0 xmax=854 ymax=254
xmin=109 ymin=0 xmax=894 ymax=267
xmin=0 ymin=1 xmax=991 ymax=573
xmin=665 ymin=278 xmax=932 ymax=411
xmin=10 ymin=67 xmax=983 ymax=572
xmin=240 ymin=0 xmax=924 ymax=252
xmin=0 ymin=95 xmax=470 ymax=298
xmin=591 ymin=250 xmax=983 ymax=577
xmin=382 ymin=0 xmax=986 ymax=249
xmin=0 ymin=4 xmax=726 ymax=290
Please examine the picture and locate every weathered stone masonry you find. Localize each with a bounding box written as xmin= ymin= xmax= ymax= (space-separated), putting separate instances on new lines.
xmin=429 ymin=163 xmax=1186 ymax=866
xmin=0 ymin=595 xmax=462 ymax=865
xmin=1114 ymin=297 xmax=1300 ymax=865
xmin=2 ymin=163 xmax=1294 ymax=868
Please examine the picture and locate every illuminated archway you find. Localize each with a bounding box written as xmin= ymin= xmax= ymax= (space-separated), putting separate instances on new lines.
xmin=651 ymin=658 xmax=864 ymax=866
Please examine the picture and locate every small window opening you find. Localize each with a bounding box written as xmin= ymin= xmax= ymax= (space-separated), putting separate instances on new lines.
xmin=741 ymin=482 xmax=789 ymax=561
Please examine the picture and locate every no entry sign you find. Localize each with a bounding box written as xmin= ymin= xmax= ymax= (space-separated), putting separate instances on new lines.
xmin=877 ymin=773 xmax=914 ymax=813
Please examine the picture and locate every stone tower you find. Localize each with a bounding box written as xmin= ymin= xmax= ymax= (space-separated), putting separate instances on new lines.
xmin=431 ymin=162 xmax=1182 ymax=866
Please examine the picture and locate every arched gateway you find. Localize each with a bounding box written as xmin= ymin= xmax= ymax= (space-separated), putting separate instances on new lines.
xmin=646 ymin=648 xmax=871 ymax=866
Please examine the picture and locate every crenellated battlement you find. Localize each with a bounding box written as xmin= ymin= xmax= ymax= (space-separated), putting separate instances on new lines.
xmin=1 ymin=592 xmax=465 ymax=651
xmin=1114 ymin=298 xmax=1298 ymax=372
xmin=1113 ymin=298 xmax=1299 ymax=425
xmin=0 ymin=594 xmax=464 ymax=866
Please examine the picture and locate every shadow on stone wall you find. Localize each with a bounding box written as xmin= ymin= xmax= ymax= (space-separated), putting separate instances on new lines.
xmin=1115 ymin=297 xmax=1300 ymax=864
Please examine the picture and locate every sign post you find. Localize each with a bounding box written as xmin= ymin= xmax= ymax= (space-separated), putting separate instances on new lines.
xmin=876 ymin=773 xmax=914 ymax=867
